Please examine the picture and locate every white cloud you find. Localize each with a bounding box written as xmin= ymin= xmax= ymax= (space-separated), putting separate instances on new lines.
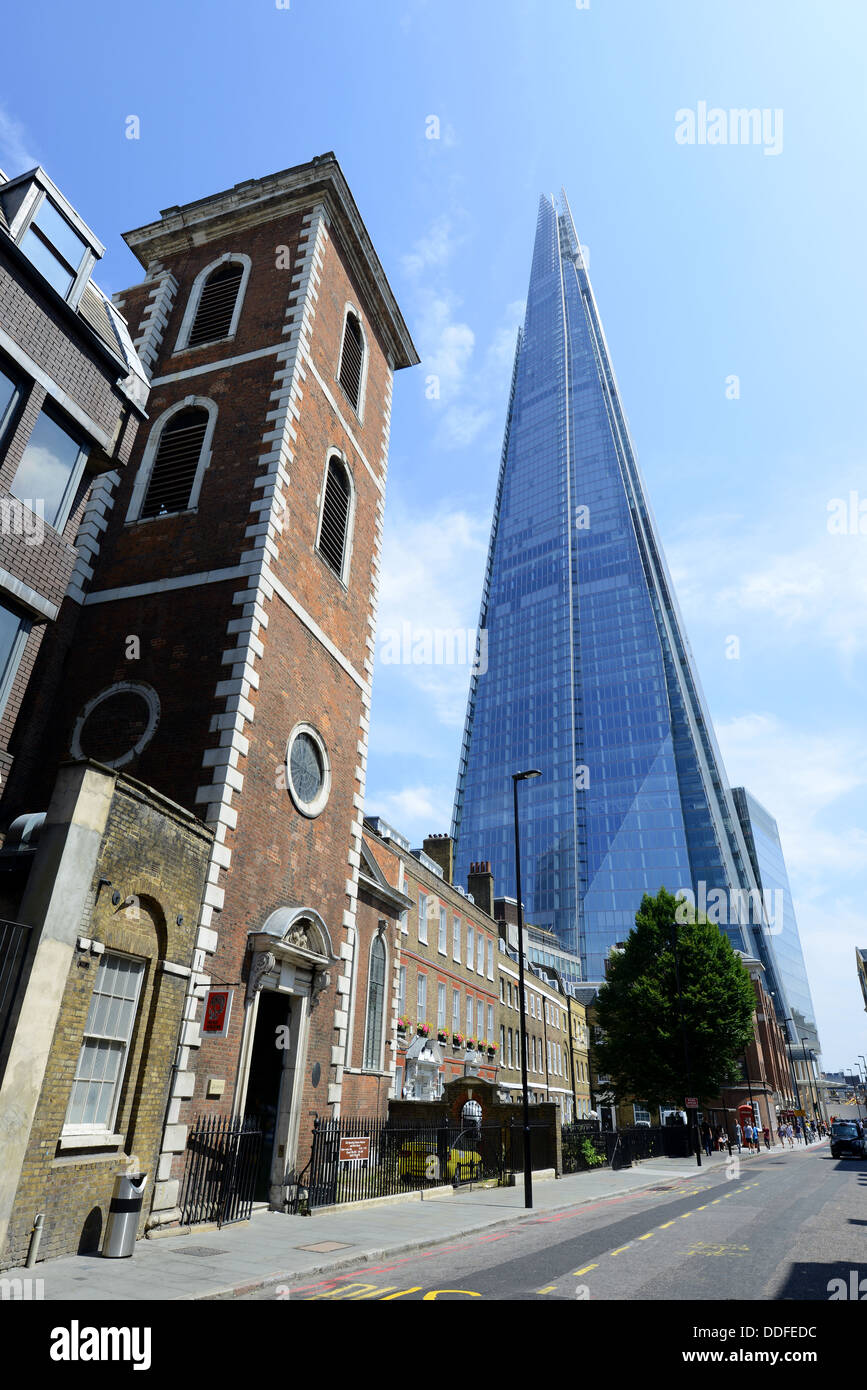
xmin=413 ymin=288 xmax=476 ymax=399
xmin=667 ymin=501 xmax=867 ymax=665
xmin=0 ymin=103 xmax=39 ymax=176
xmin=716 ymin=713 xmax=867 ymax=885
xmin=401 ymin=216 xmax=464 ymax=279
xmin=715 ymin=712 xmax=867 ymax=1066
xmin=372 ymin=785 xmax=443 ymax=829
xmin=400 ymin=214 xmax=523 ymax=452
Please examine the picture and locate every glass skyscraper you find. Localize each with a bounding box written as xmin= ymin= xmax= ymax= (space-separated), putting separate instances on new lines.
xmin=732 ymin=787 xmax=821 ymax=1055
xmin=452 ymin=192 xmax=785 ymax=994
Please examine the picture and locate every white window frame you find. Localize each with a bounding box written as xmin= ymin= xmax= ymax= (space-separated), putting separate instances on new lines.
xmin=335 ymin=302 xmax=370 ymax=422
xmin=466 ymin=995 xmax=474 ymax=1036
xmin=476 ymin=999 xmax=484 ymax=1041
xmin=126 ymin=396 xmax=218 ymax=524
xmin=437 ymin=982 xmax=447 ymax=1031
xmin=416 ymin=972 xmax=427 ymax=1024
xmin=362 ymin=933 xmax=388 ymax=1072
xmin=438 ymin=906 xmax=448 ymax=956
xmin=173 ymin=252 xmax=252 ymax=353
xmin=487 ymin=939 xmax=494 ymax=981
xmin=0 ymin=601 xmax=31 ymax=725
xmin=633 ymin=1103 xmax=652 ymax=1125
xmin=452 ymin=988 xmax=460 ymax=1035
xmin=452 ymin=915 xmax=461 ymax=962
xmin=12 ymin=181 xmax=97 ymax=310
xmin=476 ymin=934 xmax=485 ymax=975
xmin=398 ymin=964 xmax=407 ymax=1017
xmin=315 ymin=448 xmax=356 ymax=587
xmin=62 ymin=951 xmax=145 ymax=1140
xmin=487 ymin=1003 xmax=494 ymax=1041
xmin=466 ymin=924 xmax=474 ymax=971
xmin=418 ymin=892 xmax=428 ymax=944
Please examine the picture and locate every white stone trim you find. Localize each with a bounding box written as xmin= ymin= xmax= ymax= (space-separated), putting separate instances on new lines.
xmin=335 ymin=301 xmax=370 ymax=425
xmin=82 ymin=562 xmax=258 ymax=606
xmin=314 ymin=447 xmax=356 ymax=587
xmin=125 ymin=395 xmax=218 ymax=523
xmin=69 ymin=681 xmax=161 ymax=770
xmin=172 ymin=252 xmax=252 ymax=354
xmin=131 ymin=270 xmax=179 ymax=377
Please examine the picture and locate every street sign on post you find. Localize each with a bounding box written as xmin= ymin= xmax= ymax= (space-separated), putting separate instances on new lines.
xmin=685 ymin=1097 xmax=698 ymax=1108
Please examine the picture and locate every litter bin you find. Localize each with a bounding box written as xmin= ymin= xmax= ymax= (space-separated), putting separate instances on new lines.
xmin=103 ymin=1174 xmax=147 ymax=1258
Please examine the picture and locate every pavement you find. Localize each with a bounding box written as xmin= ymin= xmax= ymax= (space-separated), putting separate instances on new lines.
xmin=4 ymin=1142 xmax=823 ymax=1302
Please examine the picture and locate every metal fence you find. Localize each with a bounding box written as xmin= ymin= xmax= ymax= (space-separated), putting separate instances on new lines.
xmin=293 ymin=1114 xmax=554 ymax=1212
xmin=0 ymin=920 xmax=32 ymax=1068
xmin=562 ymin=1122 xmax=668 ymax=1172
xmin=180 ymin=1114 xmax=263 ymax=1227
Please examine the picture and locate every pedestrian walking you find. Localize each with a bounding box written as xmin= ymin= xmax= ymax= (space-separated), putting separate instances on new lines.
xmin=777 ymin=1124 xmax=784 ymax=1146
xmin=734 ymin=1122 xmax=743 ymax=1154
xmin=785 ymin=1123 xmax=794 ymax=1148
xmin=763 ymin=1125 xmax=771 ymax=1150
xmin=743 ymin=1120 xmax=754 ymax=1153
xmin=701 ymin=1121 xmax=713 ymax=1158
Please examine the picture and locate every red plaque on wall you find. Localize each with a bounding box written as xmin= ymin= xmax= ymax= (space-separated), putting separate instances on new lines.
xmin=203 ymin=988 xmax=233 ymax=1037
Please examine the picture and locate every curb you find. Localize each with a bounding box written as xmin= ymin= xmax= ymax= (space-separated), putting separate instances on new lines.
xmin=193 ymin=1162 xmax=717 ymax=1301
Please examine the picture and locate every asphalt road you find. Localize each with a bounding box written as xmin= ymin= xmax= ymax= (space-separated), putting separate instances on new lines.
xmin=246 ymin=1141 xmax=867 ymax=1301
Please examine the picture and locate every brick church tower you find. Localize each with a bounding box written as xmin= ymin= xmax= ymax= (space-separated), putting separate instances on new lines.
xmin=4 ymin=155 xmax=417 ymax=1221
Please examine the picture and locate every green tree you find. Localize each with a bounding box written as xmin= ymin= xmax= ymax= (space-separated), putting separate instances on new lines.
xmin=593 ymin=887 xmax=756 ymax=1107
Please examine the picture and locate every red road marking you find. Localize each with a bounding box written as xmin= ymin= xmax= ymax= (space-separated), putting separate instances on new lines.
xmin=278 ymin=1174 xmax=717 ymax=1293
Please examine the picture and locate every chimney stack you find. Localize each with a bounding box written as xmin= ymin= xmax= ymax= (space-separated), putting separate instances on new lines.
xmin=467 ymin=861 xmax=494 ymax=918
xmin=423 ymin=833 xmax=454 ymax=885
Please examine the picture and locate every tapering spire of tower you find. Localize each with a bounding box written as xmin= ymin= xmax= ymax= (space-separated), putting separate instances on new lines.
xmin=453 ymin=192 xmax=787 ymax=999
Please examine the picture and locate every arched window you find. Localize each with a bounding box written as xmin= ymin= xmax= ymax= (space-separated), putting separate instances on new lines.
xmin=338 ymin=310 xmax=364 ymax=412
xmin=363 ymin=935 xmax=387 ymax=1070
xmin=186 ymin=261 xmax=244 ymax=347
xmin=316 ymin=455 xmax=352 ymax=579
xmin=140 ymin=406 xmax=210 ymax=518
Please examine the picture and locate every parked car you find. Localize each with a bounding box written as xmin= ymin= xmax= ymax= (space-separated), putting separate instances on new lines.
xmin=829 ymin=1121 xmax=865 ymax=1159
xmin=398 ymin=1140 xmax=482 ymax=1182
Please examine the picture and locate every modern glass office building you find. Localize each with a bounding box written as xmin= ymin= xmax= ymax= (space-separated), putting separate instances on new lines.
xmin=732 ymin=787 xmax=821 ymax=1055
xmin=453 ymin=192 xmax=783 ymax=990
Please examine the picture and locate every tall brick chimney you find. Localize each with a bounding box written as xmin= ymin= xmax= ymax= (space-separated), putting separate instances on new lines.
xmin=467 ymin=861 xmax=494 ymax=919
xmin=423 ymin=833 xmax=454 ymax=885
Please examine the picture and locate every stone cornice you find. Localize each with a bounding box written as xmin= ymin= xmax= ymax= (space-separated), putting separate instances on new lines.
xmin=122 ymin=153 xmax=418 ymax=371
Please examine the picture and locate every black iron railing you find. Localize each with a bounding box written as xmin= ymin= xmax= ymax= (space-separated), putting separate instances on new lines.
xmin=0 ymin=920 xmax=32 ymax=1070
xmin=293 ymin=1114 xmax=558 ymax=1212
xmin=562 ymin=1122 xmax=667 ymax=1172
xmin=180 ymin=1114 xmax=263 ymax=1227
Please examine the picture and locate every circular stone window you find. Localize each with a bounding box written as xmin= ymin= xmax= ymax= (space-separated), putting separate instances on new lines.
xmin=285 ymin=723 xmax=331 ymax=818
xmin=70 ymin=682 xmax=161 ymax=771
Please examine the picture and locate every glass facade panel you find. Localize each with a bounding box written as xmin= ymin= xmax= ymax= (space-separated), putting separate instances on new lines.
xmin=453 ymin=191 xmax=775 ymax=987
xmin=11 ymin=410 xmax=86 ymax=529
xmin=733 ymin=786 xmax=821 ymax=1054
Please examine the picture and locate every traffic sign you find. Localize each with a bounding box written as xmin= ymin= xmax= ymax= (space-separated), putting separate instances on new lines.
xmin=685 ymin=1097 xmax=698 ymax=1108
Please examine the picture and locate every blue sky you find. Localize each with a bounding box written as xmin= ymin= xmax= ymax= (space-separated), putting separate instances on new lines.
xmin=2 ymin=0 xmax=866 ymax=1070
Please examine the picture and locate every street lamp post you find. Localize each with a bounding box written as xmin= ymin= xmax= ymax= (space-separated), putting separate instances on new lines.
xmin=512 ymin=768 xmax=541 ymax=1210
xmin=783 ymin=1020 xmax=803 ymax=1121
xmin=669 ymin=915 xmax=701 ymax=1167
xmin=800 ymin=1039 xmax=820 ymax=1133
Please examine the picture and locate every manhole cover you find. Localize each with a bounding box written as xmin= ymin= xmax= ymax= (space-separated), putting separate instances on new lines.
xmin=295 ymin=1241 xmax=354 ymax=1253
xmin=173 ymin=1246 xmax=230 ymax=1257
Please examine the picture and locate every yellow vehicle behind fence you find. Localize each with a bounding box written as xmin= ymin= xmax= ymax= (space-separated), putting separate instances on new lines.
xmin=397 ymin=1141 xmax=482 ymax=1183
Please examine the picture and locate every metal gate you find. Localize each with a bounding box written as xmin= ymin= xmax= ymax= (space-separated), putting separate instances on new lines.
xmin=180 ymin=1114 xmax=263 ymax=1227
